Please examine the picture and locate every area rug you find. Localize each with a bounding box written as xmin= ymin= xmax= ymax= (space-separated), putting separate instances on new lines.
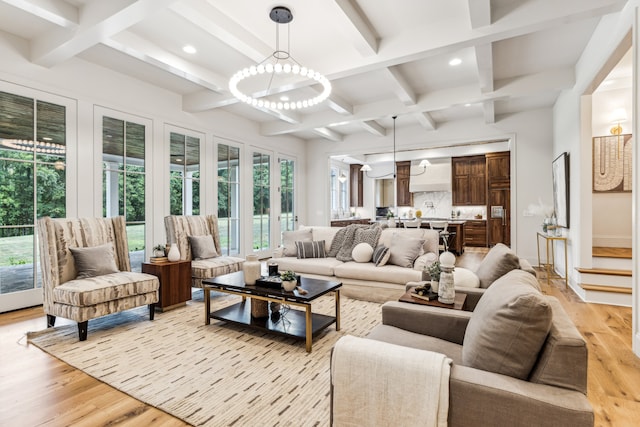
xmin=27 ymin=293 xmax=382 ymax=426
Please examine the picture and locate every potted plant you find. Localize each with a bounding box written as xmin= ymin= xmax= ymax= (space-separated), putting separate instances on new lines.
xmin=426 ymin=261 xmax=442 ymax=292
xmin=152 ymin=244 xmax=166 ymax=258
xmin=280 ymin=270 xmax=298 ymax=292
xmin=386 ymin=210 xmax=396 ymax=228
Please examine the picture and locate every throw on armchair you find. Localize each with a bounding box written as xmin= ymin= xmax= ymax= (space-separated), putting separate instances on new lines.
xmin=331 ymin=269 xmax=594 ymax=426
xmin=164 ymin=215 xmax=245 ymax=287
xmin=38 ymin=216 xmax=159 ymax=341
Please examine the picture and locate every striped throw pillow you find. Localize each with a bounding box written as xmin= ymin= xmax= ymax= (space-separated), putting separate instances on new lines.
xmin=296 ymin=240 xmax=326 ymax=259
xmin=372 ymin=245 xmax=390 ymax=267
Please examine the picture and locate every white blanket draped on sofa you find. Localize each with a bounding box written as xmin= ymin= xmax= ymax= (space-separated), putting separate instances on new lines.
xmin=331 ymin=335 xmax=451 ymax=427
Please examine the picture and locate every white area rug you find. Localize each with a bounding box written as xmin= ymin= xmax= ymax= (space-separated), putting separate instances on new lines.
xmin=28 ymin=293 xmax=382 ymax=426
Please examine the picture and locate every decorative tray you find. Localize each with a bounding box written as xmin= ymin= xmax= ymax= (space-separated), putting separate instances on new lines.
xmin=256 ymin=275 xmax=282 ymax=289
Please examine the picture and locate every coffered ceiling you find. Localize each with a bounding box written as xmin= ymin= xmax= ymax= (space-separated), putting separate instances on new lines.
xmin=0 ymin=0 xmax=628 ymax=141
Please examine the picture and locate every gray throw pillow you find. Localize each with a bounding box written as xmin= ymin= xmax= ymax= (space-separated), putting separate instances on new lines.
xmin=372 ymin=245 xmax=390 ymax=267
xmin=282 ymin=229 xmax=312 ymax=256
xmin=296 ymin=240 xmax=326 ymax=259
xmin=388 ymin=237 xmax=424 ymax=268
xmin=69 ymin=244 xmax=120 ymax=279
xmin=462 ymin=270 xmax=552 ymax=380
xmin=474 ymin=243 xmax=522 ymax=288
xmin=188 ymin=235 xmax=218 ymax=260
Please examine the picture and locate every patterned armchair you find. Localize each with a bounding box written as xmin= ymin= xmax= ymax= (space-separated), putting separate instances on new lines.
xmin=164 ymin=215 xmax=245 ymax=288
xmin=38 ymin=216 xmax=159 ymax=341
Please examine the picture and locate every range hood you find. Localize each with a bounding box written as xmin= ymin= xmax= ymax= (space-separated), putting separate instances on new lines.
xmin=409 ymin=161 xmax=452 ymax=192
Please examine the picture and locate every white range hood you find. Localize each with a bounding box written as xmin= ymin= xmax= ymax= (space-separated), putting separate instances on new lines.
xmin=409 ymin=161 xmax=452 ymax=192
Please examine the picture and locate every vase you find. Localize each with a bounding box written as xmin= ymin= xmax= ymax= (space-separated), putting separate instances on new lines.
xmin=282 ymin=279 xmax=297 ymax=292
xmin=167 ymin=243 xmax=180 ymax=262
xmin=387 ymin=218 xmax=396 ymax=228
xmin=243 ymin=254 xmax=261 ymax=285
xmin=438 ymin=268 xmax=455 ymax=304
xmin=430 ymin=279 xmax=439 ymax=293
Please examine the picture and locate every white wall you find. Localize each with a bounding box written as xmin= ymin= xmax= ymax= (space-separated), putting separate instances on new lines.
xmin=306 ymin=109 xmax=554 ymax=265
xmin=0 ymin=29 xmax=306 ymax=257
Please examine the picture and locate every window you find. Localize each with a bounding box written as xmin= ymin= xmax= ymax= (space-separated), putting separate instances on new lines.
xmin=217 ymin=143 xmax=240 ymax=256
xmin=0 ymin=91 xmax=66 ymax=297
xmin=169 ymin=131 xmax=200 ymax=215
xmin=102 ymin=116 xmax=146 ymax=271
xmin=330 ymin=166 xmax=348 ymax=218
xmin=253 ymin=151 xmax=270 ymax=251
xmin=280 ymin=157 xmax=295 ymax=233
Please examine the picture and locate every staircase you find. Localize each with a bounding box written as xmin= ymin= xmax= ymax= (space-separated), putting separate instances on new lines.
xmin=575 ymin=247 xmax=632 ymax=306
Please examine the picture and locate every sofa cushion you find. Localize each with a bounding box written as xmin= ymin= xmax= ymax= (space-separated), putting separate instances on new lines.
xmin=191 ymin=256 xmax=246 ymax=279
xmin=282 ymin=229 xmax=312 ymax=256
xmin=334 ymin=262 xmax=422 ymax=285
xmin=303 ymin=226 xmax=341 ymax=252
xmin=372 ymin=245 xmax=390 ymax=266
xmin=462 ymin=270 xmax=552 ymax=380
xmin=295 ymin=240 xmax=326 ymax=259
xmin=273 ymin=256 xmax=343 ymax=276
xmin=388 ymin=236 xmax=424 ymax=268
xmin=69 ymin=244 xmax=120 ymax=279
xmin=188 ymin=234 xmax=218 ymax=260
xmin=352 ymin=243 xmax=373 ymax=263
xmin=474 ymin=243 xmax=521 ymax=288
xmin=53 ymin=271 xmax=159 ymax=306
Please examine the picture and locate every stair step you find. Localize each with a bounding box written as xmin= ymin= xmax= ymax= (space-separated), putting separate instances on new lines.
xmin=580 ymin=284 xmax=632 ymax=294
xmin=575 ymin=267 xmax=631 ymax=277
xmin=592 ymin=246 xmax=632 ymax=259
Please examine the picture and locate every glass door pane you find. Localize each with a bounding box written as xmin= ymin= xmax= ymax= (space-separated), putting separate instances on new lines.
xmin=280 ymin=158 xmax=295 ymax=235
xmin=252 ymin=151 xmax=270 ymax=251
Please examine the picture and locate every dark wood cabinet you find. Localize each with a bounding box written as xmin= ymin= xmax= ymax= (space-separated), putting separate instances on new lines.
xmin=486 ymin=151 xmax=510 ymax=181
xmin=330 ymin=218 xmax=371 ymax=227
xmin=142 ymin=260 xmax=192 ymax=311
xmin=396 ymin=161 xmax=413 ymax=206
xmin=464 ymin=220 xmax=487 ymax=247
xmin=486 ymin=152 xmax=511 ymax=247
xmin=349 ymin=164 xmax=363 ymax=207
xmin=452 ymin=156 xmax=486 ymax=205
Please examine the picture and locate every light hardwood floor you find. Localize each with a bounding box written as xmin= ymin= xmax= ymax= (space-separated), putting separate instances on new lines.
xmin=1 ymin=248 xmax=639 ymax=426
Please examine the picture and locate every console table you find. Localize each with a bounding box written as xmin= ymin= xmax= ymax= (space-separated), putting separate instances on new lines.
xmin=536 ymin=232 xmax=568 ymax=288
xmin=142 ymin=260 xmax=192 ymax=311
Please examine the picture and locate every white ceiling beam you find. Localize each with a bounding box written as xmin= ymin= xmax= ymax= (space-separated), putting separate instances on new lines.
xmin=254 ymin=106 xmax=301 ymax=125
xmin=1 ymin=0 xmax=78 ymax=28
xmin=30 ymin=0 xmax=178 ymax=67
xmin=414 ymin=112 xmax=436 ymax=131
xmin=474 ymin=43 xmax=494 ymax=93
xmin=260 ymin=67 xmax=574 ymax=136
xmin=334 ymin=0 xmax=378 ymax=56
xmin=467 ymin=0 xmax=491 ymax=28
xmin=312 ymin=127 xmax=343 ymax=142
xmin=483 ymin=100 xmax=495 ymax=124
xmin=325 ymin=92 xmax=354 ymax=115
xmin=104 ymin=31 xmax=227 ymax=93
xmin=360 ymin=120 xmax=386 ymax=137
xmin=383 ymin=67 xmax=417 ymax=106
xmin=183 ymin=90 xmax=238 ymax=112
xmin=169 ymin=0 xmax=271 ymax=63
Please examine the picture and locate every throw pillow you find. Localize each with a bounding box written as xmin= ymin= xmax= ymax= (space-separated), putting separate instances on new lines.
xmin=372 ymin=245 xmax=390 ymax=266
xmin=453 ymin=267 xmax=480 ymax=288
xmin=352 ymin=242 xmax=374 ymax=263
xmin=282 ymin=229 xmax=312 ymax=256
xmin=69 ymin=244 xmax=119 ymax=279
xmin=188 ymin=234 xmax=217 ymax=260
xmin=474 ymin=243 xmax=521 ymax=288
xmin=388 ymin=237 xmax=425 ymax=268
xmin=462 ymin=270 xmax=552 ymax=380
xmin=295 ymin=240 xmax=326 ymax=259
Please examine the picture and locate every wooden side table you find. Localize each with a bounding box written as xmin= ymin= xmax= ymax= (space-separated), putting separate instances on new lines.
xmin=142 ymin=260 xmax=192 ymax=311
xmin=399 ymin=290 xmax=467 ymax=311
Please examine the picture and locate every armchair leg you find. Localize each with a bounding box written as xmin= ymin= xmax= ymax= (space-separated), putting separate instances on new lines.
xmin=46 ymin=314 xmax=56 ymax=328
xmin=149 ymin=304 xmax=156 ymax=320
xmin=78 ymin=321 xmax=88 ymax=341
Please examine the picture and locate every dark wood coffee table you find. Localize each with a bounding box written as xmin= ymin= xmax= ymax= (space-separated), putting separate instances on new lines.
xmin=399 ymin=289 xmax=467 ymax=310
xmin=203 ymin=271 xmax=342 ymax=352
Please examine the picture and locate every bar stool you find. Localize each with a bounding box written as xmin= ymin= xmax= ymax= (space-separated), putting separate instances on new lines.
xmin=429 ymin=221 xmax=455 ymax=252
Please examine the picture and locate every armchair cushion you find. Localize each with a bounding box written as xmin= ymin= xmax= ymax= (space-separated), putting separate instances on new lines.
xmin=462 ymin=270 xmax=552 ymax=380
xmin=69 ymin=244 xmax=119 ymax=279
xmin=188 ymin=234 xmax=217 ymax=260
xmin=474 ymin=243 xmax=521 ymax=288
xmin=53 ymin=271 xmax=159 ymax=306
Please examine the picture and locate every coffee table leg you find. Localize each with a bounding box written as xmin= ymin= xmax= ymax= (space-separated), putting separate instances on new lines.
xmin=335 ymin=290 xmax=341 ymax=331
xmin=305 ymin=305 xmax=312 ymax=353
xmin=204 ymin=287 xmax=211 ymax=325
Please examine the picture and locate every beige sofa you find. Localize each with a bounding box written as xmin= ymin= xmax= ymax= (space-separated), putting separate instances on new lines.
xmin=271 ymin=225 xmax=440 ymax=302
xmin=331 ymin=269 xmax=593 ymax=426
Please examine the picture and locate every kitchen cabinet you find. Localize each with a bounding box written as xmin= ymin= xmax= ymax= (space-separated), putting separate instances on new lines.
xmin=349 ymin=164 xmax=363 ymax=207
xmin=464 ymin=220 xmax=487 ymax=247
xmin=396 ymin=161 xmax=413 ymax=206
xmin=452 ymin=156 xmax=486 ymax=205
xmin=330 ymin=218 xmax=371 ymax=227
xmin=486 ymin=152 xmax=511 ymax=246
xmin=486 ymin=151 xmax=510 ymax=181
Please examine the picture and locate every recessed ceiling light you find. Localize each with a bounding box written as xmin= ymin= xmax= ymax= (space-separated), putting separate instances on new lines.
xmin=182 ymin=45 xmax=197 ymax=54
xmin=449 ymin=58 xmax=462 ymax=66
xmin=280 ymin=95 xmax=289 ymax=101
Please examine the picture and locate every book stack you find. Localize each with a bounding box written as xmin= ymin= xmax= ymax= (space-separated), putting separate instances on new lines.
xmin=411 ymin=290 xmax=439 ymax=302
xmin=150 ymin=256 xmax=168 ymax=264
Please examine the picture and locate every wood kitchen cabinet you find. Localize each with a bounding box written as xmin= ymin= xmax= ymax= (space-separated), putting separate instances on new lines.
xmin=452 ymin=155 xmax=486 ymax=205
xmin=349 ymin=164 xmax=363 ymax=207
xmin=486 ymin=152 xmax=511 ymax=247
xmin=396 ymin=161 xmax=413 ymax=206
xmin=486 ymin=151 xmax=510 ymax=181
xmin=464 ymin=220 xmax=487 ymax=247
